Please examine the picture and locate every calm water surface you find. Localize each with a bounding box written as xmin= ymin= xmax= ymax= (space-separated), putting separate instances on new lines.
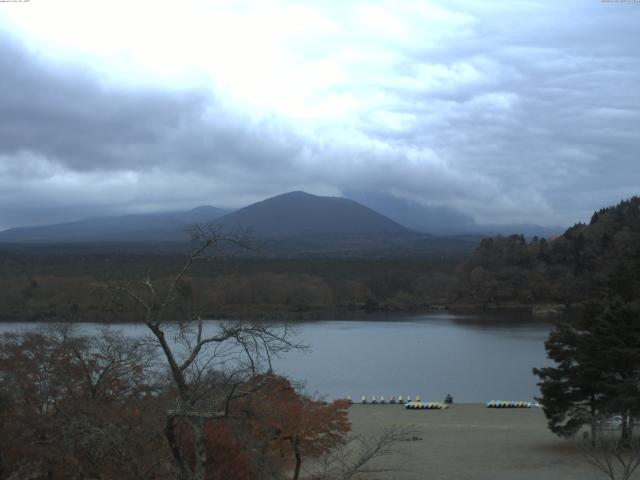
xmin=0 ymin=312 xmax=553 ymax=403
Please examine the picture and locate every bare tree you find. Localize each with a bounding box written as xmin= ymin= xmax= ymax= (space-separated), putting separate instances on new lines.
xmin=308 ymin=425 xmax=421 ymax=480
xmin=101 ymin=224 xmax=303 ymax=480
xmin=582 ymin=434 xmax=640 ymax=480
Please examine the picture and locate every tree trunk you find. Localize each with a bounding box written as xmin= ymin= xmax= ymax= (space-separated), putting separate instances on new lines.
xmin=148 ymin=324 xmax=189 ymax=400
xmin=292 ymin=438 xmax=302 ymax=480
xmin=621 ymin=411 xmax=632 ymax=444
xmin=590 ymin=420 xmax=598 ymax=447
xmin=165 ymin=416 xmax=189 ymax=480
xmin=191 ymin=417 xmax=207 ymax=480
xmin=165 ymin=415 xmax=209 ymax=480
xmin=590 ymin=403 xmax=598 ymax=446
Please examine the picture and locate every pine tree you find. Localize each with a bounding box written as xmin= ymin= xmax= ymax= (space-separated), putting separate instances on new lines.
xmin=594 ymin=300 xmax=640 ymax=441
xmin=533 ymin=312 xmax=608 ymax=441
xmin=534 ymin=298 xmax=640 ymax=442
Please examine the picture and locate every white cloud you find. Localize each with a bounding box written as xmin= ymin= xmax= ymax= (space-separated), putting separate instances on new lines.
xmin=0 ymin=0 xmax=639 ymax=229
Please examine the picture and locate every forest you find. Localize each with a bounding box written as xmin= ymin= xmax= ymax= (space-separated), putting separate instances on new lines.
xmin=0 ymin=255 xmax=456 ymax=321
xmin=0 ymin=197 xmax=638 ymax=322
xmin=454 ymin=196 xmax=640 ymax=308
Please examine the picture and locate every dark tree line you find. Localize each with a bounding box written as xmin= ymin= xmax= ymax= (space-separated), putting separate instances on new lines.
xmin=454 ymin=196 xmax=640 ymax=307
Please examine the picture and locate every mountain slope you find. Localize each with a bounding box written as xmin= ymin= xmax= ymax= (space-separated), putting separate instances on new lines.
xmin=344 ymin=190 xmax=563 ymax=237
xmin=344 ymin=190 xmax=476 ymax=234
xmin=0 ymin=206 xmax=230 ymax=243
xmin=216 ymin=191 xmax=416 ymax=238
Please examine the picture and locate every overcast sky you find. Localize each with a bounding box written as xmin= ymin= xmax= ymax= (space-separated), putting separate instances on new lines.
xmin=0 ymin=0 xmax=639 ymax=230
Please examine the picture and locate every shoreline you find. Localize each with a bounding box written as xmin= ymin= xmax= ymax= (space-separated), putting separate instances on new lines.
xmin=0 ymin=304 xmax=568 ymax=323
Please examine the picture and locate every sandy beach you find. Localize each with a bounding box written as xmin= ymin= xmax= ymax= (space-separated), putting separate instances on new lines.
xmin=348 ymin=404 xmax=605 ymax=480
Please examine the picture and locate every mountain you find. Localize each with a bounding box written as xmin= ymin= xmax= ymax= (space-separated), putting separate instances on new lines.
xmin=344 ymin=190 xmax=475 ymax=235
xmin=344 ymin=190 xmax=564 ymax=237
xmin=0 ymin=192 xmax=480 ymax=258
xmin=210 ymin=192 xmax=481 ymax=257
xmin=0 ymin=206 xmax=230 ymax=243
xmin=215 ymin=191 xmax=416 ymax=238
xmin=0 ymin=192 xmax=415 ymax=244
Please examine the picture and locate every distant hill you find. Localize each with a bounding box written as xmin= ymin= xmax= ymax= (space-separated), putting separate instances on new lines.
xmin=344 ymin=190 xmax=563 ymax=237
xmin=216 ymin=191 xmax=415 ymax=238
xmin=0 ymin=206 xmax=230 ymax=243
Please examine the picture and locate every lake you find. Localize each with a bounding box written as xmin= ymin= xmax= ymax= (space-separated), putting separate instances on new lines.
xmin=0 ymin=312 xmax=553 ymax=403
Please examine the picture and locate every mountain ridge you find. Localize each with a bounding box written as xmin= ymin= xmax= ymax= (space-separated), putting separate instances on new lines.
xmin=0 ymin=192 xmax=417 ymax=243
xmin=0 ymin=191 xmax=483 ymax=257
xmin=214 ymin=191 xmax=416 ymax=239
xmin=344 ymin=190 xmax=564 ymax=237
xmin=0 ymin=206 xmax=230 ymax=243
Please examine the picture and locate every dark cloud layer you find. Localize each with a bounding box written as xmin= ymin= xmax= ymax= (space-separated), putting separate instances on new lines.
xmin=0 ymin=1 xmax=639 ymax=230
xmin=0 ymin=33 xmax=311 ymax=228
xmin=0 ymin=47 xmax=206 ymax=172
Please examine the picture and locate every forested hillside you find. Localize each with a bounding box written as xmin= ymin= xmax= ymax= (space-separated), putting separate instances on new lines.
xmin=452 ymin=197 xmax=640 ymax=307
xmin=0 ymin=255 xmax=457 ymax=321
xmin=1 ymin=197 xmax=637 ymax=321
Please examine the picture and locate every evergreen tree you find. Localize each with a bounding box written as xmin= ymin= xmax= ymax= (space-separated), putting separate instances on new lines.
xmin=534 ymin=298 xmax=640 ymax=442
xmin=594 ymin=300 xmax=640 ymax=441
xmin=533 ymin=313 xmax=608 ymax=441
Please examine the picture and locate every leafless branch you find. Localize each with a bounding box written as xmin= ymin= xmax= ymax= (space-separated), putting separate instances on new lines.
xmin=90 ymin=223 xmax=305 ymax=480
xmin=308 ymin=425 xmax=421 ymax=480
xmin=581 ymin=434 xmax=640 ymax=480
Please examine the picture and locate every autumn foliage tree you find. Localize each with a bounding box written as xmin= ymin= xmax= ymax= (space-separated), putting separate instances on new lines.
xmin=0 ymin=328 xmax=355 ymax=480
xmin=0 ymin=326 xmax=167 ymax=480
xmin=234 ymin=375 xmax=351 ymax=480
xmin=171 ymin=374 xmax=350 ymax=480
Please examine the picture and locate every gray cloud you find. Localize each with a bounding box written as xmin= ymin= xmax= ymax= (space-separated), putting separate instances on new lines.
xmin=0 ymin=41 xmax=208 ymax=172
xmin=0 ymin=32 xmax=313 ymax=228
xmin=339 ymin=0 xmax=640 ymax=223
xmin=0 ymin=1 xmax=639 ymax=230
